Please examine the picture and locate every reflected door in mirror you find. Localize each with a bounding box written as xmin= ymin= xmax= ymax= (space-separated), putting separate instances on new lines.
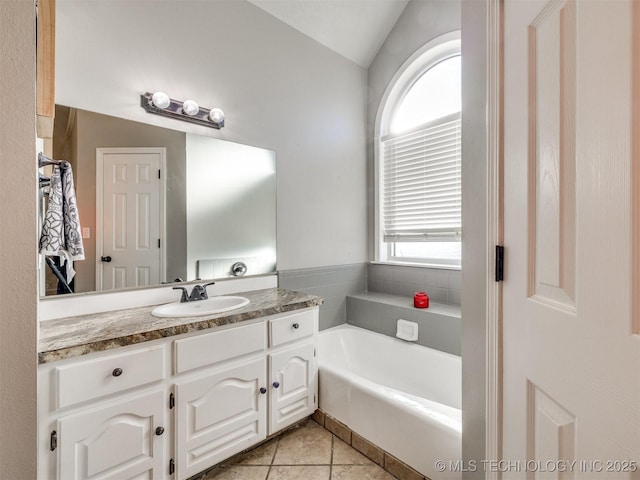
xmin=96 ymin=147 xmax=166 ymax=291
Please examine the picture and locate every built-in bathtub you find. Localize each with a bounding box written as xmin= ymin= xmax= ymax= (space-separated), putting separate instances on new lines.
xmin=318 ymin=324 xmax=461 ymax=480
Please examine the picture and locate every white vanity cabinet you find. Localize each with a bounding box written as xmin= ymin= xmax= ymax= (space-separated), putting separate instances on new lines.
xmin=38 ymin=306 xmax=319 ymax=480
xmin=267 ymin=310 xmax=318 ymax=434
xmin=172 ymin=309 xmax=318 ymax=479
xmin=174 ymin=357 xmax=267 ymax=478
xmin=57 ymin=389 xmax=167 ymax=480
xmin=38 ymin=344 xmax=170 ymax=480
xmin=172 ymin=321 xmax=268 ymax=478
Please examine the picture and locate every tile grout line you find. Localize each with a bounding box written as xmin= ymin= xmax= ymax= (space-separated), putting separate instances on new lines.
xmin=329 ymin=433 xmax=335 ymax=479
xmin=266 ymin=435 xmax=279 ymax=479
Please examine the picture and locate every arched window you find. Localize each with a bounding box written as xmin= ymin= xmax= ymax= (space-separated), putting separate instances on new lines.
xmin=376 ymin=32 xmax=461 ymax=266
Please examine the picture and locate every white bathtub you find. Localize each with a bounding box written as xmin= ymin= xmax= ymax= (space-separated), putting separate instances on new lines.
xmin=318 ymin=324 xmax=461 ymax=480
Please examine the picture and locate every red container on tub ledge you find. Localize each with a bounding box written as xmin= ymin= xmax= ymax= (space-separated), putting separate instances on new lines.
xmin=413 ymin=291 xmax=429 ymax=308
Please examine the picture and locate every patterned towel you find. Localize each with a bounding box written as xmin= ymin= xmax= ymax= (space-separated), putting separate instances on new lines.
xmin=39 ymin=162 xmax=85 ymax=281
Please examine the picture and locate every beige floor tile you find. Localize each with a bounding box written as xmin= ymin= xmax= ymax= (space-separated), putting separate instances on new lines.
xmin=273 ymin=425 xmax=333 ymax=465
xmin=232 ymin=439 xmax=278 ymax=465
xmin=331 ymin=465 xmax=396 ymax=480
xmin=301 ymin=418 xmax=323 ymax=428
xmin=204 ymin=465 xmax=269 ymax=480
xmin=332 ymin=438 xmax=373 ymax=465
xmin=268 ymin=465 xmax=331 ymax=480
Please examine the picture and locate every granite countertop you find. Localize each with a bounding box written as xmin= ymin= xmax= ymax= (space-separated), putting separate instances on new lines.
xmin=39 ymin=288 xmax=323 ymax=364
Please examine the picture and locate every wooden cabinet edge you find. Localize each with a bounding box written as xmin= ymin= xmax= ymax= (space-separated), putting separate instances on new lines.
xmin=37 ymin=115 xmax=54 ymax=140
xmin=37 ymin=0 xmax=55 ymax=139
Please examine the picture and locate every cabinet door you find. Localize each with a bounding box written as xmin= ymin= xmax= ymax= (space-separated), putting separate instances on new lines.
xmin=269 ymin=342 xmax=317 ymax=434
xmin=174 ymin=357 xmax=267 ymax=480
xmin=57 ymin=389 xmax=166 ymax=480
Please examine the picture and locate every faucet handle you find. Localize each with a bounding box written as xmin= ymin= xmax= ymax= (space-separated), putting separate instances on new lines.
xmin=202 ymin=282 xmax=216 ymax=298
xmin=172 ymin=286 xmax=189 ymax=303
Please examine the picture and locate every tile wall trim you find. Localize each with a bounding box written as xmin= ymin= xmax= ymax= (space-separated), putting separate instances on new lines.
xmin=368 ymin=263 xmax=461 ymax=306
xmin=312 ymin=410 xmax=432 ymax=480
xmin=278 ymin=263 xmax=368 ymax=331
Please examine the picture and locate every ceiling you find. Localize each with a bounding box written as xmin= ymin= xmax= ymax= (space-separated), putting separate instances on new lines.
xmin=246 ymin=0 xmax=410 ymax=68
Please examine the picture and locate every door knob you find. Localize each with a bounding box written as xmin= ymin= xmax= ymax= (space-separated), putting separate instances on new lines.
xmin=260 ymin=387 xmax=267 ymax=394
xmin=155 ymin=427 xmax=165 ymax=436
xmin=273 ymin=381 xmax=280 ymax=388
xmin=112 ymin=368 xmax=123 ymax=377
xmin=101 ymin=256 xmax=112 ymax=262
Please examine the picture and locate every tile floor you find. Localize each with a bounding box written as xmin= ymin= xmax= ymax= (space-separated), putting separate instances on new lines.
xmin=202 ymin=419 xmax=397 ymax=480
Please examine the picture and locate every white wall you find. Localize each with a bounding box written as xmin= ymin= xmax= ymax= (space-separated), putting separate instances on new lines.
xmin=55 ymin=0 xmax=368 ymax=271
xmin=461 ymin=0 xmax=488 ymax=474
xmin=0 ymin=1 xmax=38 ymax=477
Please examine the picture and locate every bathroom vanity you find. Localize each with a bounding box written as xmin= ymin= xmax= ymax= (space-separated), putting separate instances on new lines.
xmin=37 ymin=288 xmax=321 ymax=480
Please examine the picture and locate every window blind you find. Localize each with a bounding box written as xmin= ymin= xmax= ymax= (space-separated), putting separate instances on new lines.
xmin=381 ymin=112 xmax=461 ymax=242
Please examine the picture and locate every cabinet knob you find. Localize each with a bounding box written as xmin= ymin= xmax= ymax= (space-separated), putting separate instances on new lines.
xmin=112 ymin=368 xmax=123 ymax=377
xmin=292 ymin=323 xmax=299 ymax=329
xmin=260 ymin=387 xmax=267 ymax=394
xmin=155 ymin=427 xmax=165 ymax=436
xmin=273 ymin=381 xmax=280 ymax=388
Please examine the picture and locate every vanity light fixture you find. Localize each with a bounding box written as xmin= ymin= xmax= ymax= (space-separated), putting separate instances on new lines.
xmin=209 ymin=108 xmax=225 ymax=125
xmin=182 ymin=99 xmax=199 ymax=116
xmin=151 ymin=91 xmax=171 ymax=109
xmin=140 ymin=92 xmax=225 ymax=129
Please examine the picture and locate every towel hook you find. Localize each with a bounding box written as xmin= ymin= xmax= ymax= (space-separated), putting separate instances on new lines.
xmin=38 ymin=152 xmax=68 ymax=168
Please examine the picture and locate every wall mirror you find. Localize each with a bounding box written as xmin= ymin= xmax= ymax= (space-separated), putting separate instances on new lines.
xmin=40 ymin=106 xmax=277 ymax=297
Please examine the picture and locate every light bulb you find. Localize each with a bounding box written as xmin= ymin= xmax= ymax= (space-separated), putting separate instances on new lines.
xmin=182 ymin=99 xmax=199 ymax=116
xmin=151 ymin=91 xmax=170 ymax=109
xmin=209 ymin=108 xmax=224 ymax=124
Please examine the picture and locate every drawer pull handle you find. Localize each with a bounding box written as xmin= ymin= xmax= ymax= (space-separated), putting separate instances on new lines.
xmin=260 ymin=387 xmax=267 ymax=394
xmin=273 ymin=381 xmax=280 ymax=388
xmin=155 ymin=427 xmax=165 ymax=436
xmin=112 ymin=368 xmax=123 ymax=377
xmin=292 ymin=323 xmax=300 ymax=329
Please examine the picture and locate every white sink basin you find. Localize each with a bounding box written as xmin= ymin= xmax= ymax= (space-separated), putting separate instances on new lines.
xmin=151 ymin=296 xmax=250 ymax=318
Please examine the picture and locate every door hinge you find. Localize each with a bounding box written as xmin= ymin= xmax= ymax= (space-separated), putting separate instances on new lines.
xmin=50 ymin=430 xmax=57 ymax=451
xmin=313 ymin=347 xmax=316 ymax=358
xmin=158 ymin=238 xmax=161 ymax=248
xmin=314 ymin=394 xmax=316 ymax=404
xmin=158 ymin=169 xmax=161 ymax=179
xmin=495 ymin=245 xmax=505 ymax=282
xmin=169 ymin=459 xmax=175 ymax=475
xmin=169 ymin=392 xmax=175 ymax=409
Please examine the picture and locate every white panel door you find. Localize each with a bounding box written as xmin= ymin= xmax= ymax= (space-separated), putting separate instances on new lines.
xmin=269 ymin=342 xmax=317 ymax=434
xmin=503 ymin=1 xmax=640 ymax=478
xmin=97 ymin=148 xmax=165 ymax=291
xmin=174 ymin=357 xmax=267 ymax=480
xmin=57 ymin=389 xmax=166 ymax=480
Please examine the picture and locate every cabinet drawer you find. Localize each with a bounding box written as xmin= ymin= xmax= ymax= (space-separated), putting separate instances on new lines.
xmin=55 ymin=345 xmax=165 ymax=409
xmin=174 ymin=321 xmax=266 ymax=374
xmin=269 ymin=310 xmax=316 ymax=347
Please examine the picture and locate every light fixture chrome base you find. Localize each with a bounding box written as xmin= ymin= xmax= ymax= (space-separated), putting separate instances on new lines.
xmin=140 ymin=92 xmax=224 ymax=129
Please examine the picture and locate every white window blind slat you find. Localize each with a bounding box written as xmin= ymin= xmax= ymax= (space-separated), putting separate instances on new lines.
xmin=384 ymin=172 xmax=460 ymax=188
xmin=384 ymin=156 xmax=460 ymax=172
xmin=382 ymin=114 xmax=461 ymax=242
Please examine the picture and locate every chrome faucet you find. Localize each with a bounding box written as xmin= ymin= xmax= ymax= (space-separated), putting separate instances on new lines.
xmin=172 ymin=282 xmax=216 ymax=303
